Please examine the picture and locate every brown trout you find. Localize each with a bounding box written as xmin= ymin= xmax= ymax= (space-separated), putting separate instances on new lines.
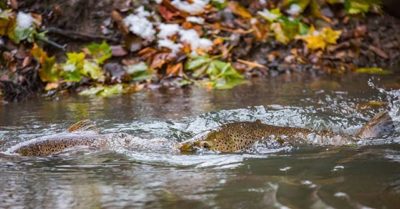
xmin=178 ymin=112 xmax=395 ymax=153
xmin=3 ymin=112 xmax=395 ymax=156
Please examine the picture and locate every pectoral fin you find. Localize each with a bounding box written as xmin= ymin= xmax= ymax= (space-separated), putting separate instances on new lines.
xmin=67 ymin=119 xmax=98 ymax=133
xmin=357 ymin=111 xmax=395 ymax=138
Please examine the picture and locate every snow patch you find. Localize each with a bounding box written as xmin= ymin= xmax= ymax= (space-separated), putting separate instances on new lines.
xmin=124 ymin=6 xmax=156 ymax=41
xmin=16 ymin=12 xmax=34 ymax=29
xmin=157 ymin=24 xmax=180 ymax=39
xmin=171 ymin=0 xmax=210 ymax=15
xmin=179 ymin=29 xmax=213 ymax=52
xmin=157 ymin=24 xmax=212 ymax=55
xmin=158 ymin=39 xmax=182 ymax=54
xmin=287 ymin=4 xmax=302 ymax=16
xmin=186 ymin=16 xmax=205 ymax=24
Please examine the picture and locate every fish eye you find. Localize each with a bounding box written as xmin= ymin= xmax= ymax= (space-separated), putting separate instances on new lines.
xmin=200 ymin=141 xmax=211 ymax=149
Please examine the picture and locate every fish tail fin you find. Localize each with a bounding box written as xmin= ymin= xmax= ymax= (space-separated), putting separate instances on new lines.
xmin=67 ymin=119 xmax=98 ymax=133
xmin=357 ymin=111 xmax=395 ymax=138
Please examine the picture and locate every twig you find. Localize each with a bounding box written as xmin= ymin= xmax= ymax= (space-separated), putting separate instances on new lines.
xmin=237 ymin=59 xmax=268 ymax=70
xmin=46 ymin=27 xmax=119 ymax=42
xmin=34 ymin=34 xmax=66 ymax=50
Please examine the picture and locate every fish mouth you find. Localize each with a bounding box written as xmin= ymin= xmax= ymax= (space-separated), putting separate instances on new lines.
xmin=178 ymin=141 xmax=213 ymax=153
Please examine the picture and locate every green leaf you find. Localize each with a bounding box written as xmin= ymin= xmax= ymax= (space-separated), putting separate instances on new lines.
xmin=211 ymin=0 xmax=227 ymax=10
xmin=258 ymin=8 xmax=282 ymax=22
xmin=98 ymin=84 xmax=124 ymax=97
xmin=355 ymin=67 xmax=391 ymax=75
xmin=61 ymin=52 xmax=85 ymax=82
xmin=207 ymin=60 xmax=245 ymax=89
xmin=79 ymin=84 xmax=124 ymax=97
xmin=62 ymin=70 xmax=83 ymax=82
xmin=125 ymin=62 xmax=152 ymax=81
xmin=185 ymin=56 xmax=245 ymax=89
xmin=39 ymin=56 xmax=59 ymax=82
xmin=86 ymin=41 xmax=112 ymax=64
xmin=79 ymin=86 xmax=104 ymax=96
xmin=9 ymin=26 xmax=34 ymax=44
xmin=345 ymin=0 xmax=370 ymax=14
xmin=83 ymin=60 xmax=105 ymax=81
xmin=185 ymin=56 xmax=212 ymax=71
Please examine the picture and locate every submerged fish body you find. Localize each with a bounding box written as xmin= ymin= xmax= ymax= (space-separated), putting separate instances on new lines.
xmin=6 ymin=132 xmax=107 ymax=157
xmin=2 ymin=112 xmax=395 ymax=156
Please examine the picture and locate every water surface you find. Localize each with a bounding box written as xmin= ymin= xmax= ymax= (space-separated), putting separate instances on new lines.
xmin=1 ymin=74 xmax=400 ymax=209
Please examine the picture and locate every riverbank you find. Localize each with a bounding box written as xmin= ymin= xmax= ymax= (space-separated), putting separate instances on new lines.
xmin=1 ymin=0 xmax=399 ymax=102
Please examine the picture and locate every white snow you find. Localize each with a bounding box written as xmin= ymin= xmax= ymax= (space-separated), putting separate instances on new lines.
xmin=186 ymin=16 xmax=205 ymax=24
xmin=63 ymin=64 xmax=76 ymax=72
xmin=179 ymin=29 xmax=213 ymax=52
xmin=124 ymin=6 xmax=212 ymax=54
xmin=158 ymin=39 xmax=182 ymax=54
xmin=287 ymin=4 xmax=302 ymax=16
xmin=124 ymin=6 xmax=156 ymax=41
xmin=171 ymin=0 xmax=210 ymax=15
xmin=135 ymin=6 xmax=151 ymax=17
xmin=157 ymin=23 xmax=180 ymax=39
xmin=16 ymin=12 xmax=34 ymax=29
xmin=156 ymin=24 xmax=212 ymax=54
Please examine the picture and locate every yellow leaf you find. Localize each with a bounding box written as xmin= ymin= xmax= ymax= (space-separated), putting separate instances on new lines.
xmin=228 ymin=1 xmax=252 ymax=19
xmin=271 ymin=23 xmax=289 ymax=44
xmin=321 ymin=27 xmax=341 ymax=44
xmin=303 ymin=34 xmax=327 ymax=50
xmin=31 ymin=44 xmax=60 ymax=82
xmin=355 ymin=67 xmax=392 ymax=75
xmin=297 ymin=26 xmax=341 ymax=50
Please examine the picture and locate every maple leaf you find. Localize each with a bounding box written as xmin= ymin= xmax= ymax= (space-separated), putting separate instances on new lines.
xmin=297 ymin=27 xmax=341 ymax=50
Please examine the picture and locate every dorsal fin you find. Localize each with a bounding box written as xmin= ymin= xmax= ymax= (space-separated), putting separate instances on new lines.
xmin=67 ymin=119 xmax=98 ymax=133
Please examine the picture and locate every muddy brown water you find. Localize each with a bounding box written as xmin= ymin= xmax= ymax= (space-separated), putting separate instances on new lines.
xmin=0 ymin=74 xmax=400 ymax=209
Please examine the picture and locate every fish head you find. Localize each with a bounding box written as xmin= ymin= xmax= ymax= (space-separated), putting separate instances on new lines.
xmin=178 ymin=139 xmax=214 ymax=153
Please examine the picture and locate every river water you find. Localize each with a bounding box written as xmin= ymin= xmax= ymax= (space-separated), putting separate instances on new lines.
xmin=0 ymin=74 xmax=399 ymax=209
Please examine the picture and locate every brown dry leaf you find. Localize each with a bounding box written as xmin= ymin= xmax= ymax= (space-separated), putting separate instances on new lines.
xmin=45 ymin=82 xmax=59 ymax=91
xmin=228 ymin=1 xmax=252 ymax=19
xmin=158 ymin=4 xmax=182 ymax=21
xmin=22 ymin=56 xmax=31 ymax=68
xmin=30 ymin=13 xmax=42 ymax=27
xmin=166 ymin=63 xmax=183 ymax=76
xmin=111 ymin=10 xmax=129 ymax=35
xmin=151 ymin=52 xmax=173 ymax=69
xmin=213 ymin=37 xmax=224 ymax=45
xmin=10 ymin=0 xmax=18 ymax=9
xmin=138 ymin=47 xmax=158 ymax=60
xmin=251 ymin=21 xmax=269 ymax=41
xmin=368 ymin=45 xmax=389 ymax=59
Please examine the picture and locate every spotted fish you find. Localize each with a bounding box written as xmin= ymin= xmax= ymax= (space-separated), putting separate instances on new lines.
xmin=5 ymin=120 xmax=108 ymax=156
xmin=178 ymin=112 xmax=395 ymax=153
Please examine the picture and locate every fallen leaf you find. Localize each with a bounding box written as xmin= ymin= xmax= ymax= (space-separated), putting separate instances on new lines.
xmin=166 ymin=62 xmax=183 ymax=76
xmin=228 ymin=1 xmax=252 ymax=19
xmin=355 ymin=67 xmax=392 ymax=75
